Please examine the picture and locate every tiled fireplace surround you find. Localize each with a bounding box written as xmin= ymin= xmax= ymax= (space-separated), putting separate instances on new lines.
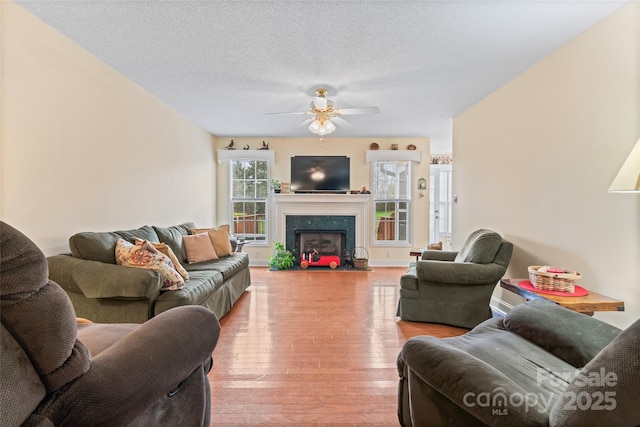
xmin=273 ymin=194 xmax=370 ymax=257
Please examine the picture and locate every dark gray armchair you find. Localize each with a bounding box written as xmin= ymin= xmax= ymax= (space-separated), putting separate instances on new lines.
xmin=0 ymin=221 xmax=220 ymax=427
xmin=397 ymin=300 xmax=639 ymax=426
xmin=397 ymin=229 xmax=513 ymax=329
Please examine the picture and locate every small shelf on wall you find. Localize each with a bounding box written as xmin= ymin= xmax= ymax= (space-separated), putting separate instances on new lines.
xmin=217 ymin=149 xmax=275 ymax=164
xmin=365 ymin=150 xmax=422 ymax=163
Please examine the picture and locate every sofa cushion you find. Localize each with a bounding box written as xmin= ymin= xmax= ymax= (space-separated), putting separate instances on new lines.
xmin=191 ymin=225 xmax=234 ymax=257
xmin=183 ymin=233 xmax=219 ymax=264
xmin=155 ymin=270 xmax=224 ymax=307
xmin=69 ymin=225 xmax=159 ymax=264
xmin=454 ymin=229 xmax=502 ymax=264
xmin=186 ymin=252 xmax=249 ymax=281
xmin=115 ymin=239 xmax=184 ymax=290
xmin=152 ymin=222 xmax=196 ymax=265
xmin=504 ymin=300 xmax=621 ymax=368
xmin=549 ymin=318 xmax=640 ymax=426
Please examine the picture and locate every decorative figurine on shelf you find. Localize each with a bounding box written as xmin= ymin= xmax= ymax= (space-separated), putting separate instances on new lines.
xmin=259 ymin=141 xmax=270 ymax=150
xmin=243 ymin=144 xmax=250 ymax=150
xmin=360 ymin=186 xmax=371 ymax=194
xmin=225 ymin=139 xmax=235 ymax=150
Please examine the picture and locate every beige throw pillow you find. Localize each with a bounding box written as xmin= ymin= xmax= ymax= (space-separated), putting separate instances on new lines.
xmin=191 ymin=224 xmax=234 ymax=257
xmin=135 ymin=238 xmax=189 ymax=281
xmin=183 ymin=232 xmax=219 ymax=264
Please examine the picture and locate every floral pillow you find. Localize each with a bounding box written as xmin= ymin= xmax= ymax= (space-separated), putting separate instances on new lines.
xmin=134 ymin=238 xmax=189 ymax=281
xmin=115 ymin=239 xmax=185 ymax=290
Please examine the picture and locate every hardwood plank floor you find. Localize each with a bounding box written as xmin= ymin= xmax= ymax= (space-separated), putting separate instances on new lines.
xmin=208 ymin=267 xmax=467 ymax=426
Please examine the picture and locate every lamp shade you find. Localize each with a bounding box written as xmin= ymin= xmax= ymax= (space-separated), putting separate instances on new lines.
xmin=609 ymin=138 xmax=640 ymax=193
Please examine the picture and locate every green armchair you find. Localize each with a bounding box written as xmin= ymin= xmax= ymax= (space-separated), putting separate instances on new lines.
xmin=397 ymin=229 xmax=513 ymax=328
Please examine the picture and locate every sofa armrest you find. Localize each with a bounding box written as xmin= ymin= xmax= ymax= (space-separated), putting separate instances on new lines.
xmin=47 ymin=255 xmax=163 ymax=299
xmin=504 ymin=300 xmax=622 ymax=367
xmin=415 ymin=260 xmax=505 ymax=285
xmin=421 ymin=250 xmax=457 ymax=261
xmin=401 ymin=336 xmax=550 ymax=426
xmin=44 ymin=306 xmax=220 ymax=426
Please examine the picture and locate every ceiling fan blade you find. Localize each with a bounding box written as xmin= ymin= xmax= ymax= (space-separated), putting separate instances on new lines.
xmin=299 ymin=117 xmax=314 ymax=127
xmin=265 ymin=111 xmax=309 ymax=115
xmin=331 ymin=116 xmax=354 ymax=129
xmin=336 ymin=107 xmax=379 ymax=115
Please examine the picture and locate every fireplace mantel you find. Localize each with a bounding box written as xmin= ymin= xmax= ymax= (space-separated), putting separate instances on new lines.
xmin=272 ymin=193 xmax=371 ymax=249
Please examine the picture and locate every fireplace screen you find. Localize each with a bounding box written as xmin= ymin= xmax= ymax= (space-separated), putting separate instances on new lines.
xmin=295 ymin=230 xmax=346 ymax=260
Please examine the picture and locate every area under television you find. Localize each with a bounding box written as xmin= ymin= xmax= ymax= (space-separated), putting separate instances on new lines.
xmin=290 ymin=156 xmax=350 ymax=194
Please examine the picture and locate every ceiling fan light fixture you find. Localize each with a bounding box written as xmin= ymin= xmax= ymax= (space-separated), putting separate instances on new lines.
xmin=324 ymin=120 xmax=336 ymax=134
xmin=309 ymin=119 xmax=321 ymax=133
xmin=269 ymin=88 xmax=377 ymax=136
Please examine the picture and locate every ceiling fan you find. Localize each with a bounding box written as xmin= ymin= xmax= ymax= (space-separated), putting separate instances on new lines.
xmin=267 ymin=88 xmax=379 ymax=136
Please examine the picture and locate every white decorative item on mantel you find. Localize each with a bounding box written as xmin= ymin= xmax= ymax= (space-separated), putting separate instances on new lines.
xmin=217 ymin=149 xmax=275 ymax=164
xmin=365 ymin=150 xmax=422 ymax=163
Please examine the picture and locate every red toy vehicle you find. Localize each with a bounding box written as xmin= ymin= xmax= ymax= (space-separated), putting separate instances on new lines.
xmin=300 ymin=250 xmax=341 ymax=269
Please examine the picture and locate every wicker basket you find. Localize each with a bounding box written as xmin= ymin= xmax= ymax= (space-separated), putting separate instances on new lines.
xmin=528 ymin=265 xmax=582 ymax=293
xmin=352 ymin=247 xmax=369 ymax=270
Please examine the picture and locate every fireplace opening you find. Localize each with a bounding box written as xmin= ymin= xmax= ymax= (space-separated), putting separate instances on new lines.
xmin=294 ymin=229 xmax=347 ymax=266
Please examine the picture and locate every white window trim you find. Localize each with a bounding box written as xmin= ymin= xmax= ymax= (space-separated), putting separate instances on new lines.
xmin=366 ymin=150 xmax=422 ymax=163
xmin=217 ymin=149 xmax=275 ymax=164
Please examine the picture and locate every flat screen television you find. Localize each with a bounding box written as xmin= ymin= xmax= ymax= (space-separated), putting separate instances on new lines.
xmin=290 ymin=156 xmax=350 ymax=194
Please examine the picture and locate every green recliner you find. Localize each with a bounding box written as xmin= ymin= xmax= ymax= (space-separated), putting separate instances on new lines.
xmin=397 ymin=229 xmax=513 ymax=329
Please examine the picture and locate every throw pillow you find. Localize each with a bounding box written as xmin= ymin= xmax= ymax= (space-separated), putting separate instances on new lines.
xmin=152 ymin=222 xmax=195 ymax=265
xmin=135 ymin=238 xmax=189 ymax=281
xmin=191 ymin=225 xmax=234 ymax=257
xmin=115 ymin=239 xmax=185 ymax=290
xmin=183 ymin=232 xmax=219 ymax=263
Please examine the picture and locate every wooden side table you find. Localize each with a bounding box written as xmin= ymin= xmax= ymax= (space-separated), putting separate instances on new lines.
xmin=409 ymin=249 xmax=422 ymax=261
xmin=500 ymin=278 xmax=625 ymax=316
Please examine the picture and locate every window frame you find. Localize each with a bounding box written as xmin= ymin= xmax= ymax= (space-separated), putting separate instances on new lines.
xmin=370 ymin=159 xmax=413 ymax=246
xmin=229 ymin=159 xmax=270 ymax=245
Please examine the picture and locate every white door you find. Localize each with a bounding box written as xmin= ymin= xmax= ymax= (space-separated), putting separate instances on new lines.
xmin=429 ymin=164 xmax=452 ymax=246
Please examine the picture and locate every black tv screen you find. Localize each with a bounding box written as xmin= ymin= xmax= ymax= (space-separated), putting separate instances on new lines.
xmin=290 ymin=156 xmax=350 ymax=193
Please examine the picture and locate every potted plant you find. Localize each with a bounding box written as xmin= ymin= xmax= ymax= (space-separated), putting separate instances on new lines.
xmin=268 ymin=241 xmax=295 ymax=270
xmin=271 ymin=179 xmax=281 ymax=193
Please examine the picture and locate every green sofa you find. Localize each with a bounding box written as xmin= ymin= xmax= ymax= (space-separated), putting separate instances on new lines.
xmin=47 ymin=222 xmax=251 ymax=323
xmin=397 ymin=300 xmax=639 ymax=426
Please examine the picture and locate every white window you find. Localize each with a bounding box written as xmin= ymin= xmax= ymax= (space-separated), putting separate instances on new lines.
xmin=230 ymin=160 xmax=268 ymax=242
xmin=372 ymin=160 xmax=411 ymax=243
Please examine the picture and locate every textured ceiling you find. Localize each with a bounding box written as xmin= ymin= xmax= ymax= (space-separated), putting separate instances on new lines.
xmin=16 ymin=1 xmax=626 ymax=148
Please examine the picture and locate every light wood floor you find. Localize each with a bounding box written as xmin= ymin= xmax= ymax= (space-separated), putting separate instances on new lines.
xmin=208 ymin=267 xmax=467 ymax=426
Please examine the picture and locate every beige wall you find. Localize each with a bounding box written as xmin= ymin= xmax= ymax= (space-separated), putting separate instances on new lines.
xmin=214 ymin=137 xmax=430 ymax=265
xmin=1 ymin=2 xmax=217 ymax=255
xmin=453 ymin=2 xmax=639 ymax=328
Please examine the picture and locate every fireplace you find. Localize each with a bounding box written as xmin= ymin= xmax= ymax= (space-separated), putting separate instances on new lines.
xmin=295 ymin=229 xmax=346 ymax=262
xmin=273 ymin=194 xmax=371 ymax=256
xmin=285 ymin=215 xmax=356 ymax=257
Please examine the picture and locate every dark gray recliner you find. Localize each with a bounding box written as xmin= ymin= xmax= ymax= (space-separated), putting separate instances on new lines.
xmin=397 ymin=229 xmax=513 ymax=329
xmin=397 ymin=300 xmax=640 ymax=426
xmin=0 ymin=221 xmax=220 ymax=427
